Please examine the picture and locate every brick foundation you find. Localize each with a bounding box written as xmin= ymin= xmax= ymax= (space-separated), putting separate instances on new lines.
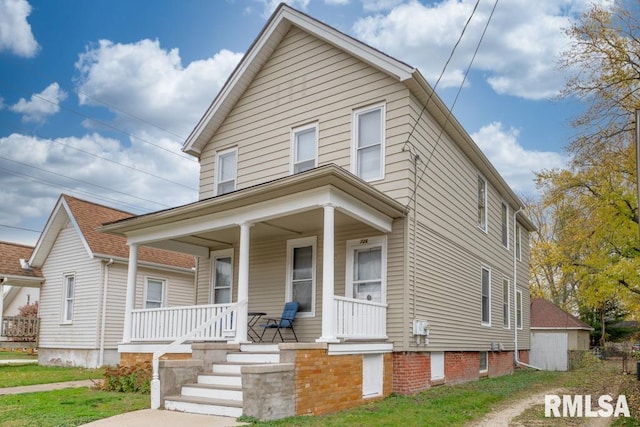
xmin=120 ymin=352 xmax=192 ymax=368
xmin=488 ymin=351 xmax=513 ymax=378
xmin=517 ymin=349 xmax=530 ymax=364
xmin=293 ymin=349 xmax=392 ymax=416
xmin=392 ymin=352 xmax=430 ymax=395
xmin=445 ymin=351 xmax=480 ymax=384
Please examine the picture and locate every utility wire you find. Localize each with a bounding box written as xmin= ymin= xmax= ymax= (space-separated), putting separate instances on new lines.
xmin=0 ymin=166 xmax=149 ymax=213
xmin=0 ymin=120 xmax=198 ymax=191
xmin=0 ymin=157 xmax=171 ymax=209
xmin=0 ymin=78 xmax=197 ymax=163
xmin=0 ymin=224 xmax=41 ymax=234
xmin=406 ymin=0 xmax=499 ymax=209
xmin=402 ymin=0 xmax=480 ymax=153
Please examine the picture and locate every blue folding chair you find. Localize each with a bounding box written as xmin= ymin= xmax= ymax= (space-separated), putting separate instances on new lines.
xmin=259 ymin=301 xmax=300 ymax=342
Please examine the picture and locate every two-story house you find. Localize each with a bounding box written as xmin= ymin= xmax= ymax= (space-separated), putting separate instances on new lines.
xmin=100 ymin=4 xmax=534 ymax=420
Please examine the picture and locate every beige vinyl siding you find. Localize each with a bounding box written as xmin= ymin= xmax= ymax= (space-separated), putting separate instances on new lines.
xmin=103 ymin=264 xmax=195 ymax=349
xmin=194 ymin=219 xmax=406 ymax=345
xmin=39 ymin=224 xmax=101 ymax=349
xmin=199 ymin=26 xmax=412 ymax=205
xmin=405 ymin=92 xmax=530 ymax=352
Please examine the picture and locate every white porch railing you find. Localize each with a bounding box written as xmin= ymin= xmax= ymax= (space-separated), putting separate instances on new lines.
xmin=130 ymin=303 xmax=237 ymax=342
xmin=334 ymin=296 xmax=387 ymax=339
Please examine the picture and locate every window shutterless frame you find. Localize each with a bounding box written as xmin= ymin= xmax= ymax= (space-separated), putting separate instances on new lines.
xmin=501 ymin=201 xmax=509 ymax=249
xmin=144 ymin=277 xmax=166 ymax=309
xmin=516 ymin=289 xmax=523 ymax=329
xmin=503 ymin=277 xmax=510 ymax=329
xmin=477 ymin=175 xmax=488 ymax=232
xmin=481 ymin=266 xmax=491 ymax=326
xmin=351 ymin=103 xmax=385 ymax=182
xmin=61 ymin=272 xmax=75 ymax=324
xmin=285 ymin=236 xmax=316 ymax=317
xmin=215 ymin=147 xmax=238 ymax=196
xmin=290 ymin=122 xmax=318 ymax=174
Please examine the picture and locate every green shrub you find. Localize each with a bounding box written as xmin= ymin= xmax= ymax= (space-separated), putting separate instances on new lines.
xmin=103 ymin=363 xmax=151 ymax=393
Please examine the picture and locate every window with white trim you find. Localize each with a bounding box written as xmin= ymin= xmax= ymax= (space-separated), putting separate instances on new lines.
xmin=216 ymin=147 xmax=237 ymax=195
xmin=145 ymin=277 xmax=166 ymax=309
xmin=479 ymin=351 xmax=488 ymax=373
xmin=515 ymin=224 xmax=522 ymax=261
xmin=481 ymin=266 xmax=491 ymax=326
xmin=516 ymin=289 xmax=523 ymax=329
xmin=477 ymin=175 xmax=487 ymax=232
xmin=346 ymin=236 xmax=387 ymax=303
xmin=501 ymin=202 xmax=509 ymax=248
xmin=211 ymin=249 xmax=233 ymax=304
xmin=503 ymin=277 xmax=510 ymax=329
xmin=352 ymin=104 xmax=385 ymax=181
xmin=286 ymin=237 xmax=316 ymax=317
xmin=62 ymin=273 xmax=75 ymax=323
xmin=291 ymin=123 xmax=317 ymax=174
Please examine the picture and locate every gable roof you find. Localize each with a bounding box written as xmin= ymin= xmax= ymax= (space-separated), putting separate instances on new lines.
xmin=530 ymin=298 xmax=593 ymax=330
xmin=30 ymin=195 xmax=195 ymax=271
xmin=182 ymin=3 xmax=535 ymax=231
xmin=0 ymin=241 xmax=43 ymax=284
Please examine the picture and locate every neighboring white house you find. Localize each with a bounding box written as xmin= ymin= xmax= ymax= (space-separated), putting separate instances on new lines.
xmin=31 ymin=194 xmax=196 ymax=368
xmin=530 ymin=298 xmax=593 ymax=371
xmin=0 ymin=241 xmax=43 ymax=344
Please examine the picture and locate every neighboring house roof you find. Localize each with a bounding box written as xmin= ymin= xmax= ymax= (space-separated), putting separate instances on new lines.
xmin=29 ymin=194 xmax=195 ymax=271
xmin=530 ymin=298 xmax=593 ymax=330
xmin=182 ymin=3 xmax=534 ymax=232
xmin=0 ymin=241 xmax=43 ymax=287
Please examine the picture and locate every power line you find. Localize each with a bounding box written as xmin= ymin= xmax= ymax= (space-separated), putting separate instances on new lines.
xmin=0 ymin=224 xmax=41 ymax=234
xmin=406 ymin=0 xmax=499 ymax=209
xmin=0 ymin=120 xmax=198 ymax=191
xmin=0 ymin=166 xmax=149 ymax=213
xmin=0 ymin=156 xmax=172 ymax=208
xmin=0 ymin=78 xmax=198 ymax=163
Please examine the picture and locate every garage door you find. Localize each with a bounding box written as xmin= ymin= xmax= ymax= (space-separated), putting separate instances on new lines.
xmin=530 ymin=332 xmax=568 ymax=371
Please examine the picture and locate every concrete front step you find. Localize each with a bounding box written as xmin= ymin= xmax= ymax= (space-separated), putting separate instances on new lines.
xmin=240 ymin=343 xmax=279 ymax=353
xmin=181 ymin=383 xmax=243 ymax=401
xmin=197 ymin=372 xmax=242 ymax=387
xmin=164 ymin=395 xmax=243 ymax=418
xmin=226 ymin=351 xmax=280 ymax=364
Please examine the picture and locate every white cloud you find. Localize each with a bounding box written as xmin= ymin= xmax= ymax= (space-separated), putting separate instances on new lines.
xmin=0 ymin=132 xmax=199 ymax=238
xmin=361 ymin=0 xmax=403 ymax=12
xmin=74 ymin=39 xmax=243 ymax=139
xmin=325 ymin=0 xmax=350 ymax=5
xmin=471 ymin=122 xmax=567 ymax=195
xmin=256 ymin=0 xmax=310 ymax=18
xmin=353 ymin=0 xmax=610 ymax=100
xmin=0 ymin=0 xmax=39 ymax=57
xmin=10 ymin=83 xmax=67 ymax=123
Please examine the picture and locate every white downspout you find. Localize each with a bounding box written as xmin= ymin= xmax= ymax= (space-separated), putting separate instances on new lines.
xmin=99 ymin=259 xmax=114 ymax=367
xmin=513 ymin=207 xmax=542 ymax=370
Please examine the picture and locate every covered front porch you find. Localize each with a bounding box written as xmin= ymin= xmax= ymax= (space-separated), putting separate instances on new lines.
xmin=102 ymin=167 xmax=406 ymax=349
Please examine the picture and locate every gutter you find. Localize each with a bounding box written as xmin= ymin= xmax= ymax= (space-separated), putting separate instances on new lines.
xmin=513 ymin=207 xmax=542 ymax=370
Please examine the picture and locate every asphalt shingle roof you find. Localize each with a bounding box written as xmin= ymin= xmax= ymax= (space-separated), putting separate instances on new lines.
xmin=0 ymin=241 xmax=42 ymax=278
xmin=530 ymin=298 xmax=592 ymax=330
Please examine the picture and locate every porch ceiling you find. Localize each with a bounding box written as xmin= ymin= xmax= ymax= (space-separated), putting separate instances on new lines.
xmin=99 ymin=165 xmax=407 ymax=255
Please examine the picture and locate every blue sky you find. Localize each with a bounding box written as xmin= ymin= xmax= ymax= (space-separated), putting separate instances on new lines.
xmin=0 ymin=0 xmax=601 ymax=246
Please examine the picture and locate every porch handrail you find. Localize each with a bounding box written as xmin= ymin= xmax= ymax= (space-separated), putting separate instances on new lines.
xmin=1 ymin=316 xmax=39 ymax=341
xmin=150 ymin=299 xmax=247 ymax=410
xmin=334 ymin=295 xmax=387 ymax=339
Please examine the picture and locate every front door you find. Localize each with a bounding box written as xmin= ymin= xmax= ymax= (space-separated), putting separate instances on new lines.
xmin=210 ymin=249 xmax=233 ymax=304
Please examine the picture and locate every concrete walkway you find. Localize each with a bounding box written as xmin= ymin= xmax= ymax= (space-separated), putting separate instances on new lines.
xmin=0 ymin=358 xmax=38 ymax=365
xmin=0 ymin=378 xmax=247 ymax=426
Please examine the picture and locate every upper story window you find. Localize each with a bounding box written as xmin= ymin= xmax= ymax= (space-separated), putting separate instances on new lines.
xmin=501 ymin=202 xmax=509 ymax=248
xmin=481 ymin=266 xmax=491 ymax=326
xmin=62 ymin=273 xmax=75 ymax=324
xmin=515 ymin=224 xmax=522 ymax=261
xmin=477 ymin=175 xmax=487 ymax=232
xmin=291 ymin=123 xmax=317 ymax=174
xmin=145 ymin=277 xmax=166 ymax=309
xmin=216 ymin=147 xmax=237 ymax=195
xmin=352 ymin=104 xmax=385 ymax=181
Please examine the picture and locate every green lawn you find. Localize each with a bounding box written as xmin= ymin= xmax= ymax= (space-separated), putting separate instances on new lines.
xmin=0 ymin=365 xmax=103 ymax=388
xmin=0 ymin=387 xmax=149 ymax=427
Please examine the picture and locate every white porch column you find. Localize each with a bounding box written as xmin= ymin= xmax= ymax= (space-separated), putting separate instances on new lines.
xmin=318 ymin=204 xmax=338 ymax=343
xmin=234 ymin=222 xmax=252 ymax=343
xmin=122 ymin=243 xmax=138 ymax=343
